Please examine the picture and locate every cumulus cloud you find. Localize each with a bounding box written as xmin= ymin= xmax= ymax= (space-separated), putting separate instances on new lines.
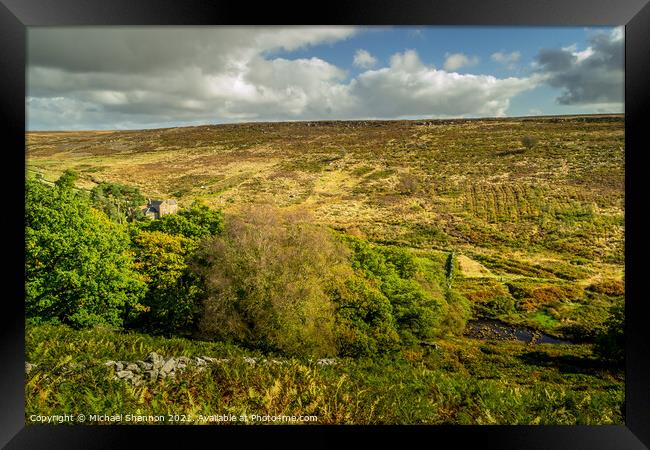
xmin=491 ymin=51 xmax=521 ymax=69
xmin=27 ymin=28 xmax=539 ymax=129
xmin=349 ymin=50 xmax=537 ymax=119
xmin=353 ymin=49 xmax=377 ymax=69
xmin=534 ymin=27 xmax=623 ymax=106
xmin=443 ymin=53 xmax=479 ymax=71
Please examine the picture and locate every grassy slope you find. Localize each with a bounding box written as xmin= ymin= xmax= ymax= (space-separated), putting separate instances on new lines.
xmin=26 ymin=323 xmax=623 ymax=425
xmin=25 ymin=115 xmax=625 ymax=424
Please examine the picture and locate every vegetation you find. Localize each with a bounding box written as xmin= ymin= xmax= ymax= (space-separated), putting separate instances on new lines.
xmin=25 ymin=323 xmax=624 ymax=425
xmin=521 ymin=135 xmax=539 ymax=150
xmin=138 ymin=199 xmax=223 ymax=240
xmin=25 ymin=177 xmax=146 ymax=328
xmin=91 ymin=181 xmax=146 ymax=223
xmin=24 ymin=115 xmax=625 ymax=424
xmin=194 ymin=206 xmax=345 ymax=357
xmin=129 ymin=229 xmax=202 ymax=335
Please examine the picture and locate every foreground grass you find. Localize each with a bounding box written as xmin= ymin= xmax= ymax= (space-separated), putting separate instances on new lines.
xmin=26 ymin=323 xmax=623 ymax=425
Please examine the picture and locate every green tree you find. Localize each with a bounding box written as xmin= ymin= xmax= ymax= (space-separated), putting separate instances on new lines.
xmin=140 ymin=199 xmax=223 ymax=240
xmin=91 ymin=182 xmax=146 ymax=223
xmin=54 ymin=169 xmax=79 ymax=189
xmin=25 ymin=177 xmax=146 ymax=328
xmin=329 ymin=274 xmax=401 ymax=356
xmin=193 ymin=206 xmax=344 ymax=357
xmin=130 ymin=229 xmax=202 ymax=334
xmin=340 ymin=235 xmax=444 ymax=343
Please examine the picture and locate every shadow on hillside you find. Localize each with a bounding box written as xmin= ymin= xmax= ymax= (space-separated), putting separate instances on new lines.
xmin=516 ymin=351 xmax=620 ymax=375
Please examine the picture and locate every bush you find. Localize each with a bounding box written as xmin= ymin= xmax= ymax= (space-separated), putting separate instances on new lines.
xmin=521 ymin=135 xmax=539 ymax=150
xmin=193 ymin=206 xmax=346 ymax=357
xmin=330 ymin=275 xmax=401 ymax=356
xmin=341 ymin=235 xmax=444 ymax=343
xmin=440 ymin=290 xmax=471 ymax=335
xmin=381 ymin=275 xmax=442 ymax=343
xmin=587 ymin=279 xmax=624 ymax=297
xmin=595 ymin=302 xmax=624 ymax=365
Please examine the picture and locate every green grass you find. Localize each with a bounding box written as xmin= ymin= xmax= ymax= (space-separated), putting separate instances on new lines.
xmin=25 ymin=116 xmax=625 ymax=425
xmin=26 ymin=323 xmax=623 ymax=425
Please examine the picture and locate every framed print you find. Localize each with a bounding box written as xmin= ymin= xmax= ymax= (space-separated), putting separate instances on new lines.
xmin=2 ymin=0 xmax=649 ymax=448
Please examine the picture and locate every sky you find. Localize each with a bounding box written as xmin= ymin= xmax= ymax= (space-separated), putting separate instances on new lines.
xmin=26 ymin=26 xmax=624 ymax=130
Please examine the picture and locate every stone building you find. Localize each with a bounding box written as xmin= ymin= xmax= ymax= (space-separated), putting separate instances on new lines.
xmin=142 ymin=199 xmax=178 ymax=219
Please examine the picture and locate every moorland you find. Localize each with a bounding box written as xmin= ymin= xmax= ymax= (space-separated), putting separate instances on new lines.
xmin=25 ymin=115 xmax=625 ymax=424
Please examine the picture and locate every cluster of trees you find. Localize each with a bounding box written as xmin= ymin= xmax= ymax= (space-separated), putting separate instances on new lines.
xmin=26 ymin=170 xmax=222 ymax=334
xmin=25 ymin=171 xmax=471 ymax=357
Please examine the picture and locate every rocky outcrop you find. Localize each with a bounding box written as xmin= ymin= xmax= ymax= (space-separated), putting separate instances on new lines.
xmin=104 ymin=352 xmax=338 ymax=385
xmin=105 ymin=352 xmax=200 ymax=386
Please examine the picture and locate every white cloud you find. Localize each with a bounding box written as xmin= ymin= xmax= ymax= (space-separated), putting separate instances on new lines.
xmin=353 ymin=49 xmax=377 ymax=69
xmin=491 ymin=51 xmax=521 ymax=69
xmin=349 ymin=50 xmax=538 ymax=119
xmin=443 ymin=53 xmax=479 ymax=71
xmin=28 ymin=29 xmax=540 ymax=129
xmin=610 ymin=26 xmax=624 ymax=42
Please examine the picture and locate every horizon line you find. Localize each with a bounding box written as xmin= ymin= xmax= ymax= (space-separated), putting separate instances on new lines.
xmin=26 ymin=112 xmax=625 ymax=133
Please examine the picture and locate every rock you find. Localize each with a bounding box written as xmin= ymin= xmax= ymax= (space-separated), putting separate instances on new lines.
xmin=115 ymin=362 xmax=124 ymax=371
xmin=160 ymin=358 xmax=177 ymax=374
xmin=145 ymin=352 xmax=164 ymax=369
xmin=177 ymin=356 xmax=191 ymax=364
xmin=116 ymin=370 xmax=133 ymax=379
xmin=126 ymin=363 xmax=139 ymax=372
xmin=144 ymin=369 xmax=159 ymax=382
xmin=25 ymin=362 xmax=36 ymax=374
xmin=195 ymin=358 xmax=206 ymax=366
xmin=202 ymin=356 xmax=229 ymax=364
xmin=316 ymin=358 xmax=337 ymax=366
xmin=136 ymin=360 xmax=153 ymax=370
xmin=243 ymin=357 xmax=257 ymax=366
xmin=104 ymin=361 xmax=116 ymax=367
xmin=270 ymin=359 xmax=285 ymax=366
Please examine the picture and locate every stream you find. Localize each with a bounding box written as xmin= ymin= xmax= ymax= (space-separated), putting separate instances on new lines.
xmin=464 ymin=319 xmax=574 ymax=345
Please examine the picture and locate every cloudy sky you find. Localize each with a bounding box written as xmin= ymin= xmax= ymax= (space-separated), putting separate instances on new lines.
xmin=27 ymin=26 xmax=624 ymax=130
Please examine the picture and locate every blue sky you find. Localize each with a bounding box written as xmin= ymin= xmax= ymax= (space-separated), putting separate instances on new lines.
xmin=27 ymin=26 xmax=624 ymax=130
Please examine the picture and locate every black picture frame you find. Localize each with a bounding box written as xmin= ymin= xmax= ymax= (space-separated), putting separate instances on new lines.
xmin=2 ymin=1 xmax=648 ymax=448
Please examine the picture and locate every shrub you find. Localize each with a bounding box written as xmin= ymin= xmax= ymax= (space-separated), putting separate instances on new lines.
xmin=193 ymin=206 xmax=346 ymax=357
xmin=440 ymin=290 xmax=471 ymax=335
xmin=330 ymin=274 xmax=401 ymax=356
xmin=587 ymin=279 xmax=624 ymax=297
xmin=341 ymin=235 xmax=444 ymax=343
xmin=381 ymin=275 xmax=442 ymax=343
xmin=54 ymin=169 xmax=79 ymax=189
xmin=521 ymin=135 xmax=539 ymax=150
xmin=378 ymin=246 xmax=418 ymax=279
xmin=595 ymin=302 xmax=624 ymax=364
